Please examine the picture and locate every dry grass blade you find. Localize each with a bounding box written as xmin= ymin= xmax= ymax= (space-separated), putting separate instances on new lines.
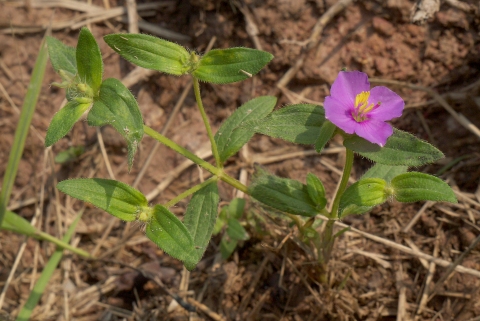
xmin=335 ymin=221 xmax=480 ymax=278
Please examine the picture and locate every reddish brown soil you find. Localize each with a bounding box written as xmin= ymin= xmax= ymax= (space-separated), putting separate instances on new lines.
xmin=1 ymin=0 xmax=480 ymax=320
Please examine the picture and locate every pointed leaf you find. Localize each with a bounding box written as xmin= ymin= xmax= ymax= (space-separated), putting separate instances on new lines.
xmin=57 ymin=178 xmax=148 ymax=221
xmin=104 ymin=33 xmax=191 ymax=75
xmin=46 ymin=36 xmax=77 ymax=75
xmin=147 ymin=205 xmax=196 ymax=269
xmin=306 ymin=173 xmax=327 ymax=209
xmin=226 ymin=218 xmax=249 ymax=241
xmin=45 ymin=101 xmax=90 ymax=147
xmin=193 ymin=48 xmax=273 ymax=84
xmin=391 ymin=172 xmax=457 ymax=203
xmin=344 ymin=129 xmax=444 ymax=166
xmin=315 ymin=120 xmax=336 ymax=152
xmin=361 ymin=163 xmax=408 ymax=182
xmin=87 ymin=78 xmax=143 ymax=170
xmin=215 ymin=96 xmax=276 ymax=163
xmin=228 ymin=198 xmax=246 ymax=220
xmin=247 ymin=104 xmax=325 ymax=144
xmin=220 ymin=236 xmax=238 ymax=259
xmin=1 ymin=211 xmax=37 ymax=236
xmin=76 ymin=27 xmax=103 ymax=93
xmin=183 ymin=182 xmax=220 ymax=263
xmin=249 ymin=168 xmax=318 ymax=217
xmin=339 ymin=178 xmax=388 ymax=218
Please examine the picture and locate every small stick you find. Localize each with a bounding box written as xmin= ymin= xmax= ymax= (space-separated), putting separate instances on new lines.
xmin=428 ymin=232 xmax=480 ymax=300
xmin=335 ymin=221 xmax=480 ymax=278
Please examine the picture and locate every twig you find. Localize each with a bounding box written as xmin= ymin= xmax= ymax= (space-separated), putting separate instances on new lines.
xmin=428 ymin=232 xmax=480 ymax=299
xmin=335 ymin=221 xmax=480 ymax=278
xmin=126 ymin=0 xmax=139 ymax=34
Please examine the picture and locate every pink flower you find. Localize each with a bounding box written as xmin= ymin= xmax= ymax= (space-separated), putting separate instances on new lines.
xmin=324 ymin=71 xmax=404 ymax=147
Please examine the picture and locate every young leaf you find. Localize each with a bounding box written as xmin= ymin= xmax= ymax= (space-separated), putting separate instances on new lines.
xmin=45 ymin=101 xmax=90 ymax=147
xmin=57 ymin=178 xmax=148 ymax=221
xmin=338 ymin=178 xmax=388 ymax=218
xmin=104 ymin=33 xmax=191 ymax=75
xmin=391 ymin=172 xmax=457 ymax=203
xmin=215 ymin=96 xmax=276 ymax=163
xmin=226 ymin=218 xmax=249 ymax=241
xmin=249 ymin=167 xmax=318 ymax=217
xmin=76 ymin=28 xmax=103 ymax=93
xmin=55 ymin=146 xmax=85 ymax=164
xmin=343 ymin=129 xmax=444 ymax=166
xmin=306 ymin=173 xmax=327 ymax=209
xmin=361 ymin=163 xmax=408 ymax=182
xmin=183 ymin=182 xmax=220 ymax=263
xmin=228 ymin=198 xmax=246 ymax=220
xmin=315 ymin=120 xmax=336 ymax=152
xmin=146 ymin=205 xmax=196 ymax=269
xmin=46 ymin=36 xmax=77 ymax=75
xmin=2 ymin=211 xmax=37 ymax=236
xmin=247 ymin=104 xmax=325 ymax=144
xmin=220 ymin=236 xmax=238 ymax=259
xmin=193 ymin=47 xmax=273 ymax=84
xmin=87 ymin=78 xmax=144 ymax=170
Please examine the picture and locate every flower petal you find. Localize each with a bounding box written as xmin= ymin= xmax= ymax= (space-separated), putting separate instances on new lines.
xmin=330 ymin=71 xmax=370 ymax=107
xmin=324 ymin=96 xmax=357 ymax=134
xmin=354 ymin=119 xmax=393 ymax=146
xmin=368 ymin=86 xmax=404 ymax=121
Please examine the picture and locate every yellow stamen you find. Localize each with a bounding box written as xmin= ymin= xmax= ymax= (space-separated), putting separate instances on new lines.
xmin=353 ymin=91 xmax=381 ymax=122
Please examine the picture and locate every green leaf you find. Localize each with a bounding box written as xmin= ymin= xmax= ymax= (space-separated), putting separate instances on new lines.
xmin=344 ymin=129 xmax=444 ymax=166
xmin=361 ymin=163 xmax=408 ymax=182
xmin=146 ymin=205 xmax=196 ymax=269
xmin=215 ymin=96 xmax=276 ymax=163
xmin=339 ymin=178 xmax=388 ymax=218
xmin=391 ymin=172 xmax=457 ymax=203
xmin=46 ymin=36 xmax=77 ymax=75
xmin=228 ymin=198 xmax=246 ymax=220
xmin=2 ymin=211 xmax=37 ymax=236
xmin=87 ymin=78 xmax=144 ymax=170
xmin=306 ymin=173 xmax=327 ymax=209
xmin=104 ymin=33 xmax=191 ymax=75
xmin=226 ymin=218 xmax=249 ymax=241
xmin=220 ymin=236 xmax=238 ymax=259
xmin=183 ymin=182 xmax=220 ymax=263
xmin=247 ymin=104 xmax=325 ymax=144
xmin=76 ymin=27 xmax=103 ymax=93
xmin=193 ymin=47 xmax=273 ymax=84
xmin=57 ymin=178 xmax=148 ymax=221
xmin=45 ymin=101 xmax=90 ymax=147
xmin=315 ymin=120 xmax=336 ymax=152
xmin=249 ymin=167 xmax=318 ymax=217
xmin=55 ymin=146 xmax=85 ymax=164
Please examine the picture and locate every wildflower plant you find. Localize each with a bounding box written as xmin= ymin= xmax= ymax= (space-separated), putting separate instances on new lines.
xmin=45 ymin=28 xmax=456 ymax=280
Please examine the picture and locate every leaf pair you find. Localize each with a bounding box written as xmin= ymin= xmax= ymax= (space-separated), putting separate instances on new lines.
xmin=103 ymin=33 xmax=274 ymax=84
xmin=338 ymin=164 xmax=457 ymax=217
xmin=47 ymin=28 xmax=144 ymax=170
xmin=57 ymin=178 xmax=220 ymax=270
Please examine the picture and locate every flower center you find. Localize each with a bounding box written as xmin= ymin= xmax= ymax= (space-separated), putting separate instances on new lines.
xmin=352 ymin=91 xmax=381 ymax=122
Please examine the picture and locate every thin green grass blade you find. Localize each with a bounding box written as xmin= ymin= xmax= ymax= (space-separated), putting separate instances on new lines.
xmin=0 ymin=35 xmax=48 ymax=226
xmin=15 ymin=211 xmax=84 ymax=321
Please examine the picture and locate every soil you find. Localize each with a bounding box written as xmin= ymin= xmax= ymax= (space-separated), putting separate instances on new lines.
xmin=1 ymin=0 xmax=480 ymax=320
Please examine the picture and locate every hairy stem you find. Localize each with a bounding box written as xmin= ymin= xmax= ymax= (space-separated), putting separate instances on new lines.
xmin=143 ymin=125 xmax=247 ymax=193
xmin=164 ymin=177 xmax=218 ymax=208
xmin=192 ymin=76 xmax=222 ymax=168
xmin=329 ymin=148 xmax=354 ymax=218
